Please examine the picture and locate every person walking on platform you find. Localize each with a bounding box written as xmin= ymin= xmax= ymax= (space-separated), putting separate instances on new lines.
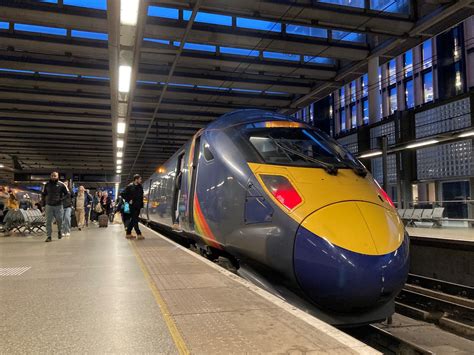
xmin=61 ymin=183 xmax=73 ymax=237
xmin=74 ymin=186 xmax=91 ymax=231
xmin=42 ymin=172 xmax=68 ymax=242
xmin=123 ymin=174 xmax=144 ymax=240
xmin=84 ymin=189 xmax=92 ymax=227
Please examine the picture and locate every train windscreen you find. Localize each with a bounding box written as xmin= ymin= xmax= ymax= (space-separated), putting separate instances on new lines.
xmin=244 ymin=122 xmax=363 ymax=171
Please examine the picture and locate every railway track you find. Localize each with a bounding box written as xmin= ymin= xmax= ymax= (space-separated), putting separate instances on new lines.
xmin=396 ymin=274 xmax=474 ymax=339
xmin=346 ymin=324 xmax=433 ymax=354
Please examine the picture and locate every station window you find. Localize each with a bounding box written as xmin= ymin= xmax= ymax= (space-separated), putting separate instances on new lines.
xmin=0 ymin=22 xmax=8 ymax=30
xmin=340 ymin=108 xmax=346 ymax=131
xmin=403 ymin=50 xmax=413 ymax=77
xmin=422 ymin=39 xmax=432 ymax=69
xmin=387 ymin=59 xmax=396 ymax=85
xmin=350 ymin=81 xmax=356 ymax=103
xmin=71 ymin=30 xmax=108 ymax=40
xmin=332 ymin=30 xmax=365 ymax=43
xmin=339 ymin=87 xmax=345 ymax=108
xmin=454 ymin=62 xmax=463 ymax=94
xmin=405 ymin=79 xmax=414 ymax=109
xmin=422 ymin=71 xmax=433 ymax=103
xmin=362 ymin=98 xmax=369 ymax=124
xmin=303 ymin=56 xmax=334 ymax=65
xmin=389 ymin=86 xmax=397 ymax=114
xmin=350 ymin=104 xmax=357 ymax=128
xmin=361 ymin=74 xmax=368 ymax=97
xmin=220 ymin=46 xmax=259 ymax=57
xmin=371 ymin=0 xmax=409 ymax=13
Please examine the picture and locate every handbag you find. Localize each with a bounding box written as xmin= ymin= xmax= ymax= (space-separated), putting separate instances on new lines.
xmin=94 ymin=203 xmax=103 ymax=214
xmin=124 ymin=202 xmax=130 ymax=214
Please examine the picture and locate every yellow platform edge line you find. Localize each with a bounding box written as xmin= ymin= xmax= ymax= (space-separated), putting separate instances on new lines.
xmin=129 ymin=240 xmax=190 ymax=355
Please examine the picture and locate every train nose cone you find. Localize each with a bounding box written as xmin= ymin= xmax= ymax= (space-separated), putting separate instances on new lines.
xmin=293 ymin=202 xmax=409 ymax=312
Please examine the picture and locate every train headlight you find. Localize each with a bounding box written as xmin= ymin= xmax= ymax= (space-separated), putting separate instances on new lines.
xmin=260 ymin=175 xmax=302 ymax=210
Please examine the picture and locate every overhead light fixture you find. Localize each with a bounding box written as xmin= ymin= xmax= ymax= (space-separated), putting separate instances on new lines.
xmin=119 ymin=65 xmax=132 ymax=93
xmin=0 ymin=164 xmax=4 ymax=168
xmin=117 ymin=151 xmax=123 ymax=158
xmin=459 ymin=131 xmax=474 ymax=138
xmin=359 ymin=151 xmax=382 ymax=158
xmin=120 ymin=0 xmax=140 ymax=26
xmin=117 ymin=159 xmax=122 ymax=165
xmin=406 ymin=139 xmax=439 ymax=149
xmin=117 ymin=170 xmax=122 ymax=174
xmin=117 ymin=122 xmax=126 ymax=134
xmin=117 ymin=139 xmax=124 ymax=148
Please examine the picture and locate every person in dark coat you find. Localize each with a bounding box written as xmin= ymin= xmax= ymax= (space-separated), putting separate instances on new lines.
xmin=123 ymin=174 xmax=144 ymax=240
xmin=42 ymin=172 xmax=68 ymax=242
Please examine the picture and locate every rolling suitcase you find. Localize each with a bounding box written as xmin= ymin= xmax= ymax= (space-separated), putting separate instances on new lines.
xmin=98 ymin=213 xmax=108 ymax=228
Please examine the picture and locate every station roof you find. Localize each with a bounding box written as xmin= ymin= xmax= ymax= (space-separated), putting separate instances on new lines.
xmin=0 ymin=0 xmax=472 ymax=185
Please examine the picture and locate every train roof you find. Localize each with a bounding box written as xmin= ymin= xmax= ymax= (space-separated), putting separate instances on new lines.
xmin=206 ymin=109 xmax=294 ymax=130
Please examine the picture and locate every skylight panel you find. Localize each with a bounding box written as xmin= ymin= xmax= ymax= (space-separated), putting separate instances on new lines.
xmin=236 ymin=17 xmax=281 ymax=32
xmin=63 ymin=0 xmax=106 ymax=10
xmin=0 ymin=68 xmax=35 ymax=74
xmin=39 ymin=72 xmax=78 ymax=78
xmin=183 ymin=43 xmax=216 ymax=52
xmin=144 ymin=38 xmax=170 ymax=45
xmin=263 ymin=51 xmax=300 ymax=61
xmin=220 ymin=46 xmax=259 ymax=57
xmin=0 ymin=22 xmax=9 ymax=30
xmin=148 ymin=6 xmax=179 ymax=19
xmin=183 ymin=11 xmax=232 ymax=26
xmin=71 ymin=30 xmax=108 ymax=40
xmin=286 ymin=25 xmax=327 ymax=38
xmin=332 ymin=30 xmax=366 ymax=43
xmin=14 ymin=23 xmax=66 ymax=36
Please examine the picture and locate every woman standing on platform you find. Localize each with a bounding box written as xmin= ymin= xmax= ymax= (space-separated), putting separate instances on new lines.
xmin=74 ymin=186 xmax=90 ymax=231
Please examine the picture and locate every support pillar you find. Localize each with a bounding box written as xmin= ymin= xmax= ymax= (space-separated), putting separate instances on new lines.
xmin=368 ymin=56 xmax=381 ymax=124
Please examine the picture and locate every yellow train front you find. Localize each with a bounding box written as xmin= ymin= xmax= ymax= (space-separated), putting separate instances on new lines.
xmin=143 ymin=110 xmax=409 ymax=326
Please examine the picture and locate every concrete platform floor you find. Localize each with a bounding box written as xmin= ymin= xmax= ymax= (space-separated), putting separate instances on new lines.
xmin=0 ymin=224 xmax=376 ymax=354
xmin=0 ymin=225 xmax=177 ymax=353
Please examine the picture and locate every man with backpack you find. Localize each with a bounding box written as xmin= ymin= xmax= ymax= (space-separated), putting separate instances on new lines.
xmin=122 ymin=174 xmax=144 ymax=240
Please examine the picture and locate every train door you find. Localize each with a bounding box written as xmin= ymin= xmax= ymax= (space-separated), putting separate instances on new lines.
xmin=172 ymin=152 xmax=185 ymax=225
xmin=188 ymin=135 xmax=201 ymax=229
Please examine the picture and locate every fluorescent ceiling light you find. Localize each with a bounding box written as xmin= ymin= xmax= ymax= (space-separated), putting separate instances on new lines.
xmin=119 ymin=65 xmax=132 ymax=93
xmin=0 ymin=164 xmax=4 ymax=168
xmin=459 ymin=131 xmax=474 ymax=138
xmin=117 ymin=151 xmax=123 ymax=158
xmin=117 ymin=122 xmax=126 ymax=134
xmin=117 ymin=159 xmax=122 ymax=165
xmin=117 ymin=139 xmax=124 ymax=148
xmin=359 ymin=151 xmax=382 ymax=158
xmin=120 ymin=0 xmax=140 ymax=26
xmin=406 ymin=139 xmax=439 ymax=149
xmin=117 ymin=170 xmax=122 ymax=174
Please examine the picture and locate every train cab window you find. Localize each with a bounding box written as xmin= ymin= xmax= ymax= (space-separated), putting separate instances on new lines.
xmin=202 ymin=143 xmax=214 ymax=162
xmin=244 ymin=123 xmax=362 ymax=170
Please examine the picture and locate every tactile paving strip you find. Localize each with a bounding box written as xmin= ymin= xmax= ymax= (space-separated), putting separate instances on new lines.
xmin=133 ymin=229 xmax=376 ymax=354
xmin=0 ymin=266 xmax=31 ymax=277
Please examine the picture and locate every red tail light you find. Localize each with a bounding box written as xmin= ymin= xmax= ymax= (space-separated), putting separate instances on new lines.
xmin=374 ymin=180 xmax=395 ymax=208
xmin=260 ymin=175 xmax=302 ymax=210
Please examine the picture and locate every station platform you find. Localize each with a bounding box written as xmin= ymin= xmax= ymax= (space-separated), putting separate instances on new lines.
xmin=406 ymin=226 xmax=474 ymax=243
xmin=0 ymin=224 xmax=376 ymax=354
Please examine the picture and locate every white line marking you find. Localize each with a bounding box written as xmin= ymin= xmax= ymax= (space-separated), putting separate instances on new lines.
xmin=140 ymin=224 xmax=380 ymax=354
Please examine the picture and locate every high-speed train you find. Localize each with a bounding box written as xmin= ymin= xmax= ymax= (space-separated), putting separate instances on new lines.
xmin=140 ymin=109 xmax=409 ymax=325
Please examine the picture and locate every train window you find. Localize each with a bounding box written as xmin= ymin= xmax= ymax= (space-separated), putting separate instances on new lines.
xmin=246 ymin=126 xmax=362 ymax=170
xmin=203 ymin=143 xmax=214 ymax=162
